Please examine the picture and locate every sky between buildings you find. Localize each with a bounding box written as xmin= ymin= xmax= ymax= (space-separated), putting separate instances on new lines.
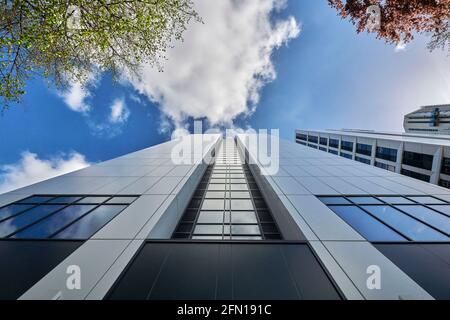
xmin=0 ymin=0 xmax=449 ymax=193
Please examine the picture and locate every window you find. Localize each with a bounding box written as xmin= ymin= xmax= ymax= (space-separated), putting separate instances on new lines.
xmin=319 ymin=147 xmax=327 ymax=152
xmin=401 ymin=169 xmax=430 ymax=183
xmin=328 ymin=149 xmax=338 ymax=155
xmin=0 ymin=195 xmax=137 ymax=240
xmin=440 ymin=179 xmax=450 ymax=189
xmin=363 ymin=206 xmax=448 ymax=241
xmin=356 ymin=143 xmax=372 ymax=156
xmin=296 ymin=133 xmax=307 ymax=141
xmin=376 ymin=147 xmax=397 ymax=162
xmin=308 ymin=144 xmax=318 ymax=149
xmin=375 ymin=161 xmax=396 ymax=172
xmin=442 ymin=158 xmax=450 ymax=175
xmin=320 ymin=137 xmax=328 ymax=146
xmin=173 ymin=140 xmax=281 ymax=241
xmin=341 ymin=141 xmax=353 ymax=152
xmin=340 ymin=152 xmax=352 ymax=160
xmin=403 ymin=151 xmax=433 ymax=171
xmin=355 ymin=156 xmax=371 ymax=165
xmin=329 ymin=206 xmax=406 ymax=242
xmin=329 ymin=139 xmax=339 ymax=149
xmin=319 ymin=196 xmax=450 ymax=242
xmin=308 ymin=135 xmax=318 ymax=144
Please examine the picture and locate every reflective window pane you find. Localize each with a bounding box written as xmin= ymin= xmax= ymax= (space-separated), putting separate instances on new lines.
xmin=230 ymin=184 xmax=248 ymax=191
xmin=230 ymin=200 xmax=254 ymax=211
xmin=229 ymin=179 xmax=246 ymax=184
xmin=362 ymin=206 xmax=449 ymax=241
xmin=232 ymin=236 xmax=262 ymax=240
xmin=76 ymin=196 xmax=110 ymax=204
xmin=0 ymin=205 xmax=65 ymax=237
xmin=106 ymin=197 xmax=138 ymax=204
xmin=207 ymin=184 xmax=227 ymax=191
xmin=231 ymin=212 xmax=258 ymax=224
xmin=379 ymin=197 xmax=414 ymax=205
xmin=192 ymin=236 xmax=223 ymax=240
xmin=210 ymin=179 xmax=226 ymax=184
xmin=348 ymin=197 xmax=383 ymax=205
xmin=197 ymin=212 xmax=225 ymax=224
xmin=319 ymin=197 xmax=351 ymax=205
xmin=201 ymin=200 xmax=225 ymax=211
xmin=13 ymin=205 xmax=96 ymax=239
xmin=194 ymin=225 xmax=223 ymax=235
xmin=230 ymin=192 xmax=251 ymax=199
xmin=0 ymin=204 xmax=34 ymax=221
xmin=47 ymin=197 xmax=82 ymax=204
xmin=205 ymin=192 xmax=226 ymax=199
xmin=329 ymin=206 xmax=406 ymax=242
xmin=407 ymin=197 xmax=445 ymax=205
xmin=429 ymin=205 xmax=450 ymax=217
xmin=231 ymin=225 xmax=260 ymax=235
xmin=53 ymin=205 xmax=126 ymax=239
xmin=18 ymin=196 xmax=54 ymax=204
xmin=396 ymin=205 xmax=450 ymax=235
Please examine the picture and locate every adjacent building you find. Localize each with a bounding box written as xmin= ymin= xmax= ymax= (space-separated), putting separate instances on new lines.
xmin=404 ymin=104 xmax=450 ymax=135
xmin=296 ymin=129 xmax=450 ymax=189
xmin=1 ymin=134 xmax=450 ymax=300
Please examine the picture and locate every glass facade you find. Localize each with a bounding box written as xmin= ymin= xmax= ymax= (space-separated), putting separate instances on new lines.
xmin=341 ymin=141 xmax=353 ymax=152
xmin=403 ymin=151 xmax=433 ymax=171
xmin=439 ymin=179 xmax=450 ymax=189
xmin=328 ymin=149 xmax=338 ymax=155
xmin=376 ymin=147 xmax=398 ymax=162
xmin=320 ymin=196 xmax=450 ymax=242
xmin=401 ymin=169 xmax=430 ymax=183
xmin=329 ymin=139 xmax=339 ymax=149
xmin=356 ymin=143 xmax=372 ymax=156
xmin=442 ymin=157 xmax=450 ymax=175
xmin=173 ymin=139 xmax=281 ymax=241
xmin=308 ymin=135 xmax=318 ymax=144
xmin=320 ymin=137 xmax=328 ymax=146
xmin=0 ymin=195 xmax=137 ymax=240
xmin=355 ymin=156 xmax=371 ymax=165
xmin=375 ymin=161 xmax=396 ymax=172
xmin=340 ymin=152 xmax=353 ymax=160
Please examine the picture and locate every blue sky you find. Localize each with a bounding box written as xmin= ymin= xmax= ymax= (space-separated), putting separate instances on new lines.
xmin=1 ymin=0 xmax=449 ymax=193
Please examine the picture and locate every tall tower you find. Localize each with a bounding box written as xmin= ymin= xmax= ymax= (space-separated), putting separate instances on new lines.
xmin=0 ymin=134 xmax=449 ymax=300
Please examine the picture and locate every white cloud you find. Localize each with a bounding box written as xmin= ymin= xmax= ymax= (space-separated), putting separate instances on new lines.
xmin=60 ymin=81 xmax=91 ymax=113
xmin=109 ymin=98 xmax=130 ymax=124
xmin=127 ymin=0 xmax=300 ymax=128
xmin=0 ymin=152 xmax=90 ymax=194
xmin=395 ymin=41 xmax=407 ymax=52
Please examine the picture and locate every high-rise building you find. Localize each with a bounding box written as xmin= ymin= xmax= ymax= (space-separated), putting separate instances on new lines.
xmin=296 ymin=129 xmax=450 ymax=189
xmin=1 ymin=134 xmax=450 ymax=300
xmin=404 ymin=104 xmax=450 ymax=135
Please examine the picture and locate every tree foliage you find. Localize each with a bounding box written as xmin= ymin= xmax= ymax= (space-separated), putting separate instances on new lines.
xmin=328 ymin=0 xmax=450 ymax=49
xmin=0 ymin=0 xmax=199 ymax=108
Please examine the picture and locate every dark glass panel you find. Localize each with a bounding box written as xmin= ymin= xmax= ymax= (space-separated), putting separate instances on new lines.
xmin=403 ymin=151 xmax=433 ymax=171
